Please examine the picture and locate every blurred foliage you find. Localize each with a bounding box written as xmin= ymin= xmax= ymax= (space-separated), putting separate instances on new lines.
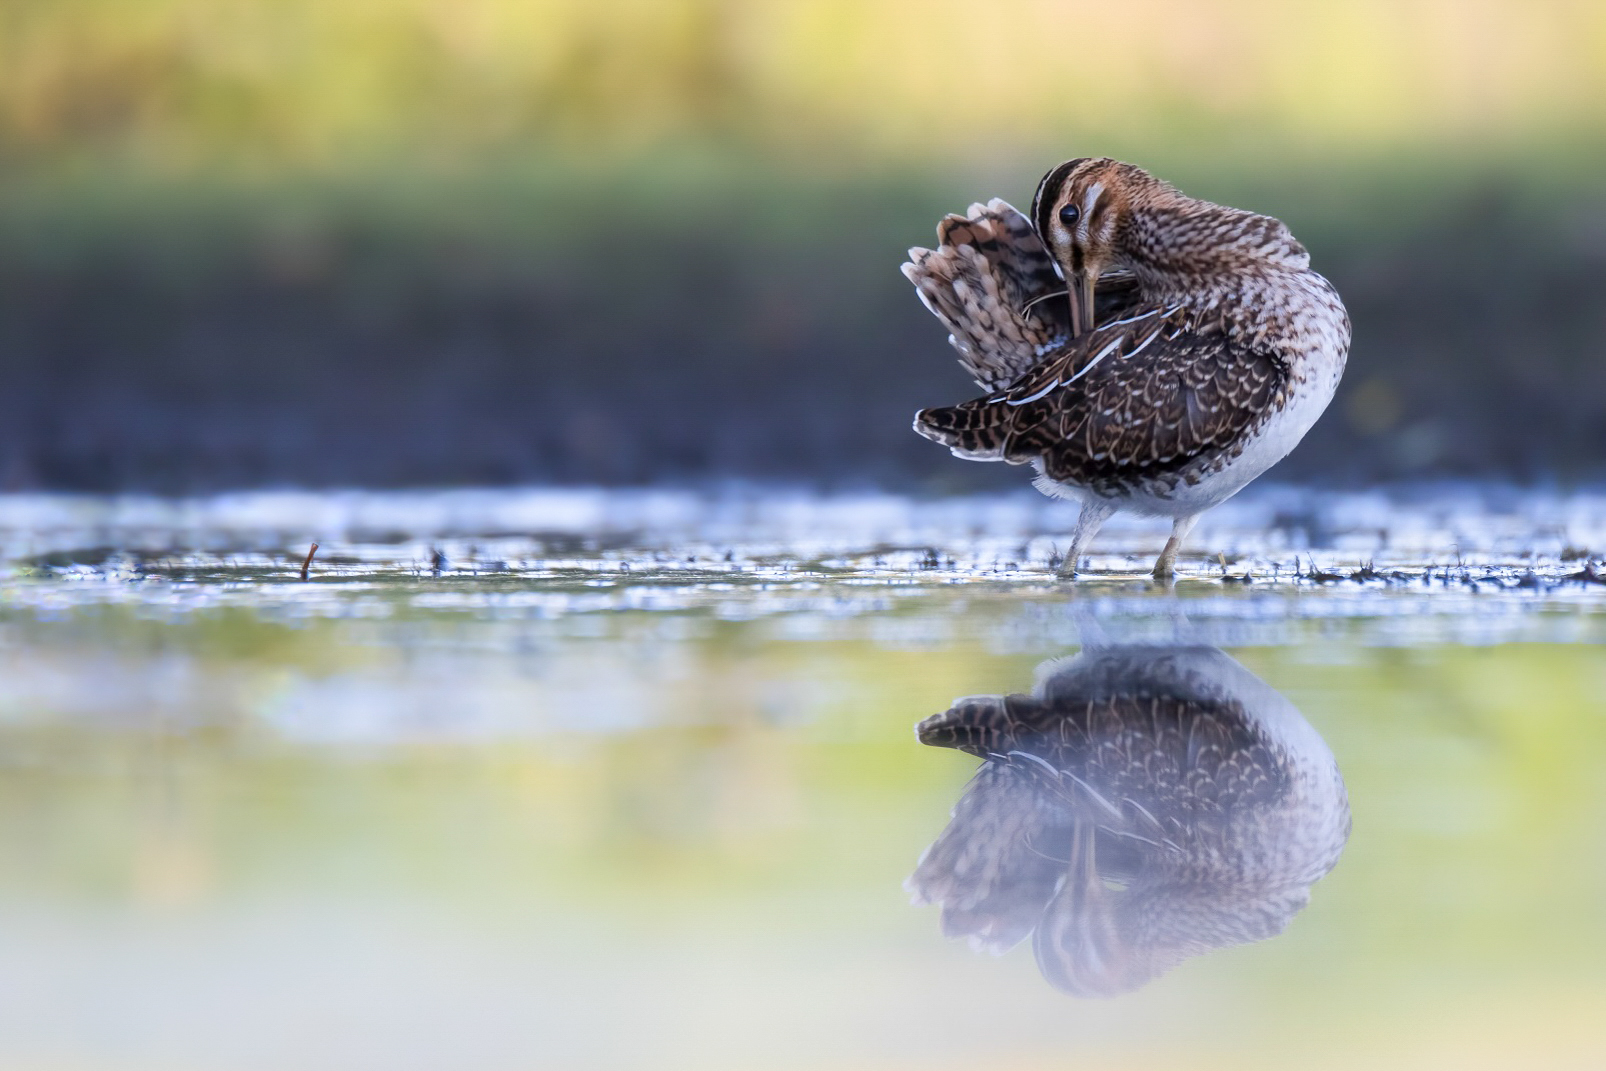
xmin=2 ymin=0 xmax=1604 ymax=175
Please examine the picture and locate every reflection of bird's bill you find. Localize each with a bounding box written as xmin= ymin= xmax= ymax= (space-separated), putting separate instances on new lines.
xmin=1032 ymin=821 xmax=1132 ymax=998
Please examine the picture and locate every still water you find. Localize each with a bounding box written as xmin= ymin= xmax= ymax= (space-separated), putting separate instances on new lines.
xmin=1 ymin=486 xmax=1604 ymax=1070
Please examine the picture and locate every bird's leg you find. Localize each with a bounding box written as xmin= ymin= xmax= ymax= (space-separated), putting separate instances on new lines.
xmin=1057 ymin=501 xmax=1114 ymax=578
xmin=1152 ymin=514 xmax=1201 ymax=580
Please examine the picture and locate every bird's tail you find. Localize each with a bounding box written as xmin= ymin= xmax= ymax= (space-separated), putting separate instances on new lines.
xmin=911 ymin=392 xmax=1032 ymax=464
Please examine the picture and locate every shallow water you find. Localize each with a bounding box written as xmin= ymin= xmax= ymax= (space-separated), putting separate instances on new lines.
xmin=1 ymin=485 xmax=1604 ymax=1070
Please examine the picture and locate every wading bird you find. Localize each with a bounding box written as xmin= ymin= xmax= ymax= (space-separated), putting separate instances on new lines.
xmin=905 ymin=159 xmax=1349 ymax=578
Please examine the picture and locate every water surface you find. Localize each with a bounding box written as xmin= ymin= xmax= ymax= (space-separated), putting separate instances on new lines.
xmin=2 ymin=485 xmax=1603 ymax=1069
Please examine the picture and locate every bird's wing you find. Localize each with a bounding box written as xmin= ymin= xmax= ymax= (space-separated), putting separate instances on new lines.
xmin=905 ymin=761 xmax=1070 ymax=955
xmin=902 ymin=199 xmax=1072 ymax=391
xmin=914 ymin=304 xmax=1290 ymax=494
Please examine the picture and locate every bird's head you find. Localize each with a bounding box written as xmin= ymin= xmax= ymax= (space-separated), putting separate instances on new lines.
xmin=1030 ymin=157 xmax=1308 ymax=330
xmin=1030 ymin=158 xmax=1167 ymax=333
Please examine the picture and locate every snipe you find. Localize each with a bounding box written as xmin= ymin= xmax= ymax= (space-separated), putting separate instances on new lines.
xmin=904 ymin=159 xmax=1350 ymax=578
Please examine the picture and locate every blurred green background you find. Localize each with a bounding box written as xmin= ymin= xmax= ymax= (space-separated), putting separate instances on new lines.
xmin=2 ymin=0 xmax=1604 ymax=490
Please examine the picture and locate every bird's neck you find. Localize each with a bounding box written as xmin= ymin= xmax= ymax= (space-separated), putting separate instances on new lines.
xmin=1117 ymin=199 xmax=1310 ymax=305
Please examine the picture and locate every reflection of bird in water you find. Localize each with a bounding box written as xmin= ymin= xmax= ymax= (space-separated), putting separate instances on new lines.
xmin=904 ymin=159 xmax=1350 ymax=578
xmin=907 ymin=645 xmax=1350 ymax=997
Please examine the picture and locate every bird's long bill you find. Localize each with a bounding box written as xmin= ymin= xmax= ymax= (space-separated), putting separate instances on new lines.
xmin=1075 ymin=271 xmax=1098 ymax=336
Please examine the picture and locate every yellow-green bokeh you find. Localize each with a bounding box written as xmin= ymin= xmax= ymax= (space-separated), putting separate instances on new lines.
xmin=3 ymin=0 xmax=1603 ymax=178
xmin=1 ymin=597 xmax=1603 ymax=1068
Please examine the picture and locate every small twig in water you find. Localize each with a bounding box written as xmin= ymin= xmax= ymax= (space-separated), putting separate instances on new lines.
xmin=300 ymin=542 xmax=319 ymax=581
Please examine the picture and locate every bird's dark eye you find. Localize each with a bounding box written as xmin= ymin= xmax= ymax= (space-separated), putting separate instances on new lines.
xmin=1059 ymin=204 xmax=1080 ymax=228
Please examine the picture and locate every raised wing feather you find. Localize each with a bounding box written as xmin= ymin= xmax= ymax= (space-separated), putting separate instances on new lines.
xmin=902 ymin=199 xmax=1072 ymax=391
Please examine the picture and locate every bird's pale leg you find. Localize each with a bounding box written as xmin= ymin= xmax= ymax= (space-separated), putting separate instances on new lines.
xmin=1152 ymin=514 xmax=1201 ymax=580
xmin=1057 ymin=502 xmax=1115 ymax=578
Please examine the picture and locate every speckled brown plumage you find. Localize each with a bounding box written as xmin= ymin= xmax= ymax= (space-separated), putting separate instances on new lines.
xmin=916 ymin=303 xmax=1290 ymax=498
xmin=906 ymin=646 xmax=1350 ymax=998
xmin=904 ymin=159 xmax=1351 ymax=577
xmin=902 ymin=199 xmax=1071 ymax=391
xmin=902 ymin=199 xmax=1143 ymax=392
